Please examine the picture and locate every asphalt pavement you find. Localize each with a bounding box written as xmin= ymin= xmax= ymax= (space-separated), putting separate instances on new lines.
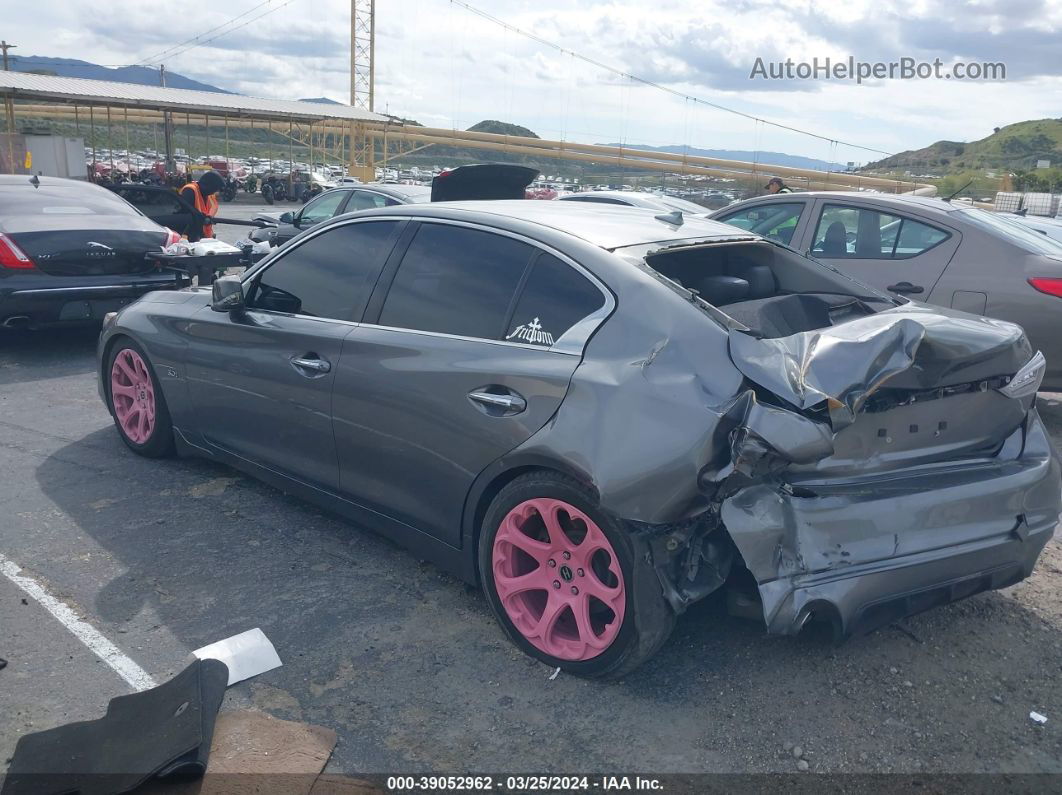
xmin=2 ymin=232 xmax=1062 ymax=774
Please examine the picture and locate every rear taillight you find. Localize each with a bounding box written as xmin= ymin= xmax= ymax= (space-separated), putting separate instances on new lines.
xmin=1028 ymin=277 xmax=1062 ymax=297
xmin=164 ymin=228 xmax=181 ymax=247
xmin=0 ymin=233 xmax=34 ymax=270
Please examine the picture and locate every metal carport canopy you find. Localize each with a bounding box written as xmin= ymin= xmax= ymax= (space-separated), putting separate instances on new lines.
xmin=0 ymin=69 xmax=389 ymax=124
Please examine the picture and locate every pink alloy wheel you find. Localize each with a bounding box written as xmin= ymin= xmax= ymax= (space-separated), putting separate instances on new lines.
xmin=492 ymin=498 xmax=626 ymax=661
xmin=110 ymin=349 xmax=156 ymax=445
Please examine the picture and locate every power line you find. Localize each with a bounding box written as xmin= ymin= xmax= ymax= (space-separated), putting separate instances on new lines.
xmin=138 ymin=0 xmax=297 ymax=66
xmin=447 ymin=0 xmax=893 ymax=157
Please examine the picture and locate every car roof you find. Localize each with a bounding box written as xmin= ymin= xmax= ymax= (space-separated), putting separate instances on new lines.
xmin=560 ymin=190 xmax=659 ymax=206
xmin=357 ymin=183 xmax=433 ymax=202
xmin=723 ymin=190 xmax=959 ymax=216
xmin=0 ymin=174 xmax=95 ymax=188
xmin=359 ymin=199 xmax=754 ymax=250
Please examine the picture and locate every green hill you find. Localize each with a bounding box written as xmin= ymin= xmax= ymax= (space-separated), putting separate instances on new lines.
xmin=864 ymin=119 xmax=1062 ymax=173
xmin=465 ymin=119 xmax=540 ymax=138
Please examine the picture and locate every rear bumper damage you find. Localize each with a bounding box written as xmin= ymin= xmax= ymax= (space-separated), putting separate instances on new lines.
xmin=720 ymin=411 xmax=1060 ymax=636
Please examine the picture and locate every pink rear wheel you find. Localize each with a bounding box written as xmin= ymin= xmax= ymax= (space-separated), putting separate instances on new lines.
xmin=493 ymin=498 xmax=626 ymax=661
xmin=481 ymin=472 xmax=675 ymax=678
xmin=110 ymin=348 xmax=156 ymax=444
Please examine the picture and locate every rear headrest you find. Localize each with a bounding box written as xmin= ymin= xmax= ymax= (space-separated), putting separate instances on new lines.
xmin=697 ymin=275 xmax=749 ymax=305
xmin=743 ymin=265 xmax=776 ymax=298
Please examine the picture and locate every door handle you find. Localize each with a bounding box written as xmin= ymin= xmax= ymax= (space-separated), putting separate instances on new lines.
xmin=290 ymin=355 xmax=331 ymax=374
xmin=468 ymin=390 xmax=527 ymax=414
xmin=887 ymin=281 xmax=924 ymax=295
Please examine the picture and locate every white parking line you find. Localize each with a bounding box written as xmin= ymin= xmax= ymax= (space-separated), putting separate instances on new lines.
xmin=0 ymin=552 xmax=157 ymax=692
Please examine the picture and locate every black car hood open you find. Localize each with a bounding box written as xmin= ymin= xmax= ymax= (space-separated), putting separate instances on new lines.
xmin=430 ymin=164 xmax=539 ymax=202
xmin=729 ymin=302 xmax=1032 ymax=430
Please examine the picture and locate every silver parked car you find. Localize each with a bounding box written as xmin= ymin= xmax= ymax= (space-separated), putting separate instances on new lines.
xmin=98 ymin=201 xmax=1058 ymax=678
xmin=711 ymin=192 xmax=1062 ymax=389
xmin=558 ymin=189 xmax=711 ymax=217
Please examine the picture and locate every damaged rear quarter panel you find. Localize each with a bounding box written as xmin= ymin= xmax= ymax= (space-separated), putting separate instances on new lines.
xmin=501 ymin=240 xmax=1057 ymax=630
xmin=510 ymin=264 xmax=745 ymax=524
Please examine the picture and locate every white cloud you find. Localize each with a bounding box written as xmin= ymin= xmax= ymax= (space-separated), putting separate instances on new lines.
xmin=5 ymin=0 xmax=1061 ymax=162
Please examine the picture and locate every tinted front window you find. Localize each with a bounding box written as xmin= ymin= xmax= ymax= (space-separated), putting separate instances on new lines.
xmin=379 ymin=224 xmax=534 ymax=339
xmin=506 ymin=254 xmax=605 ymax=346
xmin=251 ymin=221 xmax=400 ymax=320
xmin=298 ymin=190 xmax=349 ymax=226
xmin=718 ymin=202 xmax=803 ymax=244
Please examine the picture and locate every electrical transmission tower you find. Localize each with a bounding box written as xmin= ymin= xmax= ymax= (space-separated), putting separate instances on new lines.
xmin=350 ymin=0 xmax=375 ymax=111
xmin=348 ymin=0 xmax=376 ymax=179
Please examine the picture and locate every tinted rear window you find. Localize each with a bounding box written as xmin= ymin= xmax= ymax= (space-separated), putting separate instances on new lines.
xmin=506 ymin=254 xmax=605 ymax=345
xmin=0 ymin=184 xmax=141 ymax=217
xmin=379 ymin=224 xmax=534 ymax=339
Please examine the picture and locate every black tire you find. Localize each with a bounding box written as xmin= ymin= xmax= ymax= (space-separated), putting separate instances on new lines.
xmin=105 ymin=338 xmax=175 ymax=458
xmin=262 ymin=185 xmax=274 ymax=204
xmin=479 ymin=471 xmax=675 ymax=679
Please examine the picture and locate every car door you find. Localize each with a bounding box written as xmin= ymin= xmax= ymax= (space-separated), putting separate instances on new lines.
xmin=332 ymin=220 xmax=611 ymax=546
xmin=712 ymin=199 xmax=811 ymax=246
xmin=109 ymin=184 xmax=195 ymax=235
xmin=806 ymin=200 xmax=959 ymax=299
xmin=184 ymin=219 xmax=406 ymax=488
xmin=275 ymin=189 xmax=352 ymax=244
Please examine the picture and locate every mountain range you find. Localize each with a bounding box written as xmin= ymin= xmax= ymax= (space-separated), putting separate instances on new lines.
xmin=8 ymin=56 xmax=230 ymax=93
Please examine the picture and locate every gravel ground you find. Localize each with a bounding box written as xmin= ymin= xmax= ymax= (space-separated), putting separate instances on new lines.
xmin=1 ymin=310 xmax=1061 ymax=776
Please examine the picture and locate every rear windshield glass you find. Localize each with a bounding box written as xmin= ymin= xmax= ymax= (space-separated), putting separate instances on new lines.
xmin=0 ymin=185 xmax=141 ymax=217
xmin=955 ymin=208 xmax=1062 ymax=256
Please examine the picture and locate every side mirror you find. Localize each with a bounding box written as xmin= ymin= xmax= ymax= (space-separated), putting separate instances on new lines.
xmin=211 ymin=275 xmax=245 ymax=312
xmin=279 ymin=211 xmax=295 ymax=225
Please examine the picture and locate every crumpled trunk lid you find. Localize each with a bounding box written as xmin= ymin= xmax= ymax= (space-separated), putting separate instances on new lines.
xmin=729 ymin=302 xmax=1031 ymax=430
xmin=725 ymin=303 xmax=1033 ymax=477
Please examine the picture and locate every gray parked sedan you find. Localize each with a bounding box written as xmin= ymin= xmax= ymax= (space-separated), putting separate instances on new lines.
xmin=97 ymin=201 xmax=1059 ymax=677
xmin=711 ymin=192 xmax=1062 ymax=389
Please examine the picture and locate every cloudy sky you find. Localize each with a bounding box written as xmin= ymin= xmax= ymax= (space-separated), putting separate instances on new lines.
xmin=6 ymin=0 xmax=1061 ymax=163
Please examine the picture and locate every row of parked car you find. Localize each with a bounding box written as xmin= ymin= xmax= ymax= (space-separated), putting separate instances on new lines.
xmin=3 ymin=166 xmax=1060 ymax=676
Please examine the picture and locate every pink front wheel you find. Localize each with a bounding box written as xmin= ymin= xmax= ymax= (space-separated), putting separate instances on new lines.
xmin=492 ymin=498 xmax=626 ymax=661
xmin=110 ymin=348 xmax=156 ymax=445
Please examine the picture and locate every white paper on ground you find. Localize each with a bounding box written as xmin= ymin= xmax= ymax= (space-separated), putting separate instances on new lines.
xmin=192 ymin=628 xmax=282 ymax=686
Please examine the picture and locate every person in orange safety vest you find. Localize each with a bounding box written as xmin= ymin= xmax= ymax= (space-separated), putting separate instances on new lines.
xmin=178 ymin=170 xmax=224 ymax=285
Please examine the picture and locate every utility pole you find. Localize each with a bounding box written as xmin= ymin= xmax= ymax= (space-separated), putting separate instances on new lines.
xmin=348 ymin=0 xmax=375 ymax=181
xmin=160 ymin=65 xmax=175 ymax=173
xmin=1 ymin=41 xmax=17 ymax=174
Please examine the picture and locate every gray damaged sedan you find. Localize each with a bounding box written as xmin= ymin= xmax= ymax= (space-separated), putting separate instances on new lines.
xmin=97 ymin=201 xmax=1060 ymax=678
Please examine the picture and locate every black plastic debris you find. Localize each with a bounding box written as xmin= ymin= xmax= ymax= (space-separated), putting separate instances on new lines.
xmin=1 ymin=658 xmax=228 ymax=795
xmin=0 ymin=658 xmax=6 ymax=671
